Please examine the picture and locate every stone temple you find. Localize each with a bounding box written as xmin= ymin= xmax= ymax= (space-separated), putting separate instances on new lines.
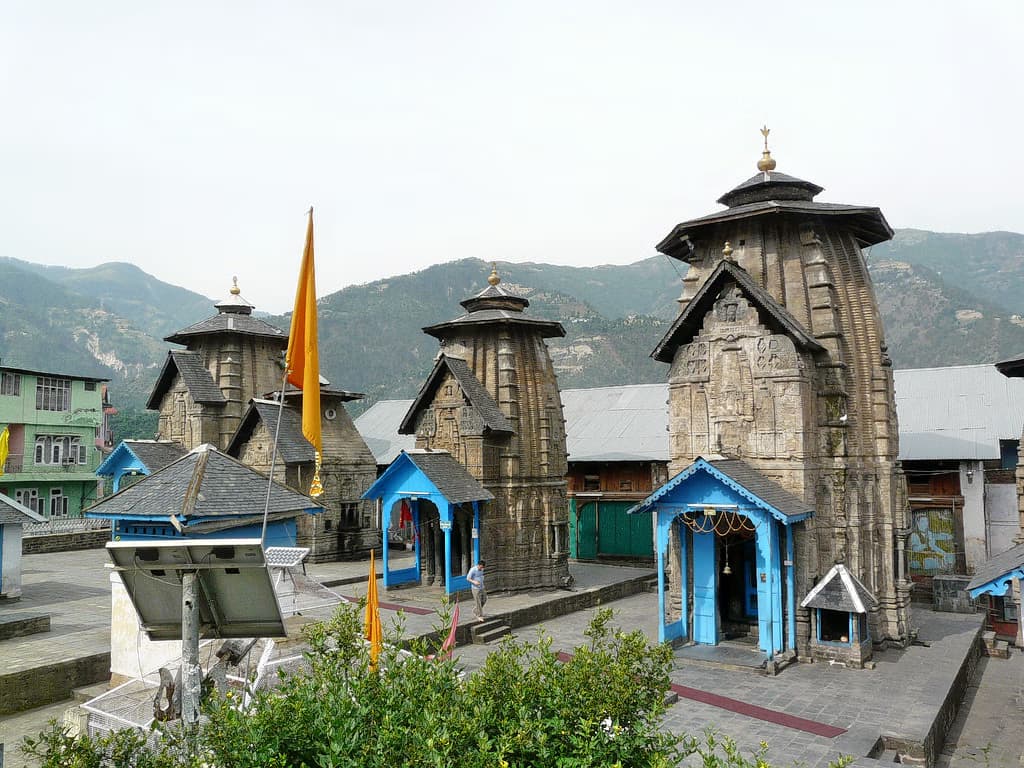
xmin=396 ymin=267 xmax=571 ymax=591
xmin=633 ymin=131 xmax=912 ymax=663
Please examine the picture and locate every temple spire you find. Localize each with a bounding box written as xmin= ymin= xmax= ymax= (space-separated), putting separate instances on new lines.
xmin=757 ymin=125 xmax=777 ymax=177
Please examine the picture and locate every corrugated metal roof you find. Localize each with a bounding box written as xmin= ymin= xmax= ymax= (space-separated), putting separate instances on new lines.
xmin=560 ymin=384 xmax=670 ymax=463
xmin=894 ymin=364 xmax=1024 ymax=461
xmin=355 ymin=399 xmax=416 ymax=465
xmin=356 ymin=363 xmax=1024 ymax=467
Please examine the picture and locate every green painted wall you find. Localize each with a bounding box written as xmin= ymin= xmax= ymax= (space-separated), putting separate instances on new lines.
xmin=0 ymin=368 xmax=104 ymax=517
xmin=569 ymin=498 xmax=653 ymax=561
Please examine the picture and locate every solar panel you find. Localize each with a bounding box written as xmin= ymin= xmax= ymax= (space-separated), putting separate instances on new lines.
xmin=264 ymin=546 xmax=310 ymax=568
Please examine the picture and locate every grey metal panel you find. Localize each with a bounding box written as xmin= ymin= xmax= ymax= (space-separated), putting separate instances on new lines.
xmin=894 ymin=364 xmax=1024 ymax=460
xmin=560 ymin=384 xmax=670 ymax=463
xmin=354 ymin=399 xmax=416 ymax=465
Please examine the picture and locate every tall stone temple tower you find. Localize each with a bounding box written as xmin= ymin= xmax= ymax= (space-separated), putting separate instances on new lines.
xmin=148 ymin=279 xmax=289 ymax=450
xmin=147 ymin=279 xmax=378 ymax=561
xmin=653 ymin=131 xmax=912 ymax=648
xmin=400 ymin=267 xmax=571 ymax=590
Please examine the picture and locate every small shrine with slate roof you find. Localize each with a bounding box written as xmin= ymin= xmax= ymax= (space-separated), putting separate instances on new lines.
xmin=632 ymin=130 xmax=912 ymax=665
xmin=363 ymin=449 xmax=493 ymax=592
xmin=96 ymin=440 xmax=188 ymax=493
xmin=396 ymin=266 xmax=570 ymax=591
xmin=85 ymin=443 xmax=323 ymax=546
xmin=800 ymin=564 xmax=879 ymax=668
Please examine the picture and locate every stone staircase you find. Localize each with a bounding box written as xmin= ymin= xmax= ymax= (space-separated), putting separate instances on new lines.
xmin=471 ymin=618 xmax=512 ymax=645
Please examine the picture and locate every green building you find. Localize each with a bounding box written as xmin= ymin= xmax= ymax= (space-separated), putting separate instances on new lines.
xmin=0 ymin=364 xmax=109 ymax=518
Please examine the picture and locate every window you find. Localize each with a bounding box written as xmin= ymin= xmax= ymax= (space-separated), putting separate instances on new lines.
xmin=34 ymin=435 xmax=84 ymax=466
xmin=50 ymin=489 xmax=69 ymax=518
xmin=15 ymin=488 xmax=43 ymax=515
xmin=583 ymin=475 xmax=600 ymax=491
xmin=36 ymin=377 xmax=71 ymax=411
xmin=818 ymin=609 xmax=851 ymax=644
xmin=619 ymin=479 xmax=633 ymax=492
xmin=1000 ymin=440 xmax=1019 ymax=471
xmin=0 ymin=372 xmax=20 ymax=396
xmin=84 ymin=381 xmax=97 ymax=391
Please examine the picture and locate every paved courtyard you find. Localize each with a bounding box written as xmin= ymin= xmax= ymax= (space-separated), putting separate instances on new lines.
xmin=1 ymin=549 xmax=1022 ymax=767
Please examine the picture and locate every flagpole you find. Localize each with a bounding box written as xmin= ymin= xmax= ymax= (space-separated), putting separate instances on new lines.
xmin=259 ymin=367 xmax=291 ymax=546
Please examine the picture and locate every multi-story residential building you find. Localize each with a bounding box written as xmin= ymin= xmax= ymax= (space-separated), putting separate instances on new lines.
xmin=0 ymin=364 xmax=108 ymax=518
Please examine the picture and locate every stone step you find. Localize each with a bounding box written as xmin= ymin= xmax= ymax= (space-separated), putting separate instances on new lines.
xmin=471 ymin=619 xmax=512 ymax=644
xmin=0 ymin=612 xmax=51 ymax=641
xmin=72 ymin=681 xmax=111 ymax=704
xmin=643 ymin=577 xmax=659 ymax=593
xmin=986 ymin=639 xmax=1012 ymax=659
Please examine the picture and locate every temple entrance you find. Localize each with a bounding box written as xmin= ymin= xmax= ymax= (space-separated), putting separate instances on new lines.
xmin=417 ymin=501 xmax=445 ymax=587
xmin=717 ymin=533 xmax=758 ymax=642
xmin=448 ymin=504 xmax=475 ymax=582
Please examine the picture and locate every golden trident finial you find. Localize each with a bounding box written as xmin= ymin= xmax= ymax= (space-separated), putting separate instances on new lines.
xmin=488 ymin=263 xmax=501 ymax=286
xmin=757 ymin=125 xmax=777 ymax=174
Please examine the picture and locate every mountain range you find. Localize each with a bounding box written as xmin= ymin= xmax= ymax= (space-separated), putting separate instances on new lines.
xmin=2 ymin=228 xmax=1023 ymax=440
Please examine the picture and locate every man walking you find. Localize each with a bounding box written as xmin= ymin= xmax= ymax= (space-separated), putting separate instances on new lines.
xmin=467 ymin=560 xmax=486 ymax=622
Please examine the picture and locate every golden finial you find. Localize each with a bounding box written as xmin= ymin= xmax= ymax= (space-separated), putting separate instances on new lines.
xmin=723 ymin=241 xmax=734 ymax=260
xmin=230 ymin=276 xmax=241 ymax=296
xmin=757 ymin=125 xmax=777 ymax=174
xmin=488 ymin=263 xmax=501 ymax=286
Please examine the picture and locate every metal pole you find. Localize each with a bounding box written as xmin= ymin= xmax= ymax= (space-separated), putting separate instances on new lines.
xmin=181 ymin=570 xmax=202 ymax=726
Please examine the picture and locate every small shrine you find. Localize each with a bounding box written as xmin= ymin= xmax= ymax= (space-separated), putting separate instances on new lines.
xmin=800 ymin=564 xmax=879 ymax=668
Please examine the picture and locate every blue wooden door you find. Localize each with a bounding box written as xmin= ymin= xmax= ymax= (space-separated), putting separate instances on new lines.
xmin=692 ymin=530 xmax=717 ymax=645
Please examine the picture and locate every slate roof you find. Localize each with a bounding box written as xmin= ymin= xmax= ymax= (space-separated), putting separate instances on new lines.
xmin=716 ymin=171 xmax=824 ymax=208
xmin=657 ymin=199 xmax=893 ymax=260
xmin=404 ymin=450 xmax=495 ymax=504
xmin=628 ymin=456 xmax=813 ymax=523
xmin=85 ymin=444 xmax=322 ymax=521
xmin=967 ymin=542 xmax=1024 ymax=595
xmin=561 ymin=384 xmax=669 ymax=462
xmin=423 ymin=309 xmax=564 ymax=339
xmin=165 ymin=312 xmax=288 ymax=345
xmin=399 ymin=355 xmax=514 ymax=436
xmin=227 ymin=399 xmax=316 ymax=465
xmin=800 ymin=564 xmax=878 ymax=613
xmin=123 ymin=441 xmax=188 ymax=472
xmin=146 ymin=350 xmax=227 ymax=410
xmin=651 ymin=259 xmax=825 ymax=364
xmin=894 ymin=364 xmax=1024 ymax=461
xmin=354 ymin=399 xmax=416 ymax=465
xmin=0 ymin=493 xmax=46 ymax=525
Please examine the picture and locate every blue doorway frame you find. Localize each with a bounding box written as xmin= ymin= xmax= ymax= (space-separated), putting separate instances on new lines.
xmin=632 ymin=458 xmax=810 ymax=660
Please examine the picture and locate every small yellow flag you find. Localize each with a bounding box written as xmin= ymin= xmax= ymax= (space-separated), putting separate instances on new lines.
xmin=365 ymin=549 xmax=383 ymax=671
xmin=285 ymin=209 xmax=323 ymax=497
xmin=0 ymin=426 xmax=9 ymax=477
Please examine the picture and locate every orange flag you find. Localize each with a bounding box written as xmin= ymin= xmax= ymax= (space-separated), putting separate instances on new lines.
xmin=285 ymin=209 xmax=323 ymax=497
xmin=365 ymin=549 xmax=383 ymax=671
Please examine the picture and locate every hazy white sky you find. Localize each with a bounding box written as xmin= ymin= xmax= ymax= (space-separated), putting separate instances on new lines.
xmin=1 ymin=1 xmax=1020 ymax=313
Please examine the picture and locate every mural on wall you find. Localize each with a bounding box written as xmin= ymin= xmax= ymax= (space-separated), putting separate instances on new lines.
xmin=908 ymin=508 xmax=956 ymax=574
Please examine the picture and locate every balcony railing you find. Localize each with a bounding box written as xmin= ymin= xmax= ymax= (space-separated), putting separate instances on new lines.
xmin=0 ymin=456 xmax=99 ymax=474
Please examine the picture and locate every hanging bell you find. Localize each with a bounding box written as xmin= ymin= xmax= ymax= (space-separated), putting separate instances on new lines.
xmin=722 ymin=562 xmax=733 ymax=576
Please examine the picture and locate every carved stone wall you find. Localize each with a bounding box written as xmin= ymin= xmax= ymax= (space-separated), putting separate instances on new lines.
xmin=235 ymin=399 xmax=378 ymax=562
xmin=156 ymin=381 xmax=221 ymax=449
xmin=669 ymin=218 xmax=911 ymax=650
xmin=415 ymin=329 xmax=570 ymax=591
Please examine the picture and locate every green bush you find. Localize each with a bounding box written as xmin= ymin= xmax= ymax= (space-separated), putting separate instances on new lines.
xmin=21 ymin=604 xmax=850 ymax=768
